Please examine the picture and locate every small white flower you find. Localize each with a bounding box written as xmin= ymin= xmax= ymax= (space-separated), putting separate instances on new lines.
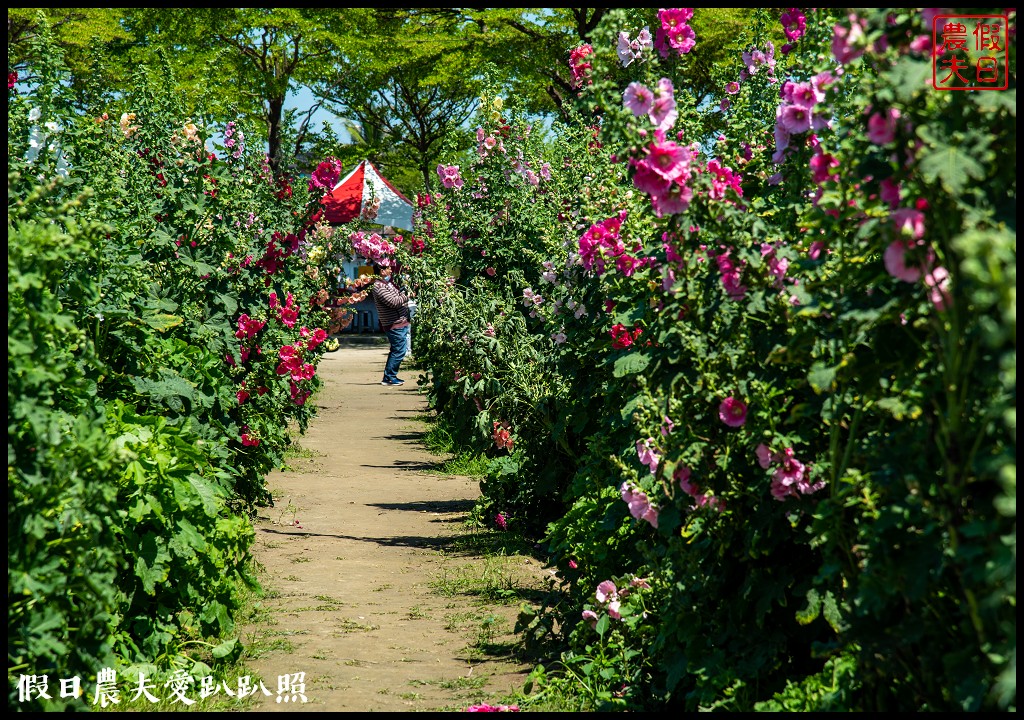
xmin=28 ymin=107 xmax=41 ymax=122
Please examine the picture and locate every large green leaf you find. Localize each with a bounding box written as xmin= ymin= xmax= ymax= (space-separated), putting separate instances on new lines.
xmin=613 ymin=352 xmax=650 ymax=377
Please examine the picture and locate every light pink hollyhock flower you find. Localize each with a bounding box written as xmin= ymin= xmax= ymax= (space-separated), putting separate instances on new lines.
xmin=623 ymin=82 xmax=654 ymax=116
xmin=867 ymin=108 xmax=901 ymax=145
xmin=607 ymin=600 xmax=622 ymax=619
xmin=719 ymin=397 xmax=748 ymax=427
xmin=649 ymin=78 xmax=678 ymax=132
xmin=661 ymin=415 xmax=675 ymax=436
xmin=909 ymin=34 xmax=932 ymax=53
xmin=779 ymin=104 xmax=812 ymax=134
xmin=892 ymin=207 xmax=925 ymax=240
xmin=770 ymin=448 xmax=806 ymax=500
xmin=772 ymin=123 xmax=791 ymax=164
xmin=595 ymin=580 xmax=618 ymax=603
xmin=636 ymin=438 xmax=660 ymax=474
xmin=756 ymin=443 xmax=773 ymax=469
xmin=924 ymin=266 xmax=952 ymax=311
xmin=581 ymin=609 xmax=599 ymax=628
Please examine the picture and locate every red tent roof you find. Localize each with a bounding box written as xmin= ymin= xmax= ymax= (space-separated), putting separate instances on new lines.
xmin=319 ymin=160 xmax=414 ymax=230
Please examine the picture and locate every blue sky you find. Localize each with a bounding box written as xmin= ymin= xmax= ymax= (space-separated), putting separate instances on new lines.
xmin=286 ymin=85 xmax=352 ymax=143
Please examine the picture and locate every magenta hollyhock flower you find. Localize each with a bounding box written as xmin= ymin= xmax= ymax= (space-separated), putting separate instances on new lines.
xmin=649 ymin=78 xmax=678 ymax=132
xmin=809 ymin=150 xmax=839 ymax=185
xmin=755 ymin=443 xmax=774 ymax=469
xmin=494 ymin=512 xmax=508 ymax=530
xmin=719 ymin=397 xmax=748 ymax=427
xmin=466 ymin=703 xmax=520 ymax=712
xmin=808 ymin=241 xmax=826 ymax=260
xmin=833 ymin=13 xmax=867 ymax=65
xmin=867 ymin=108 xmax=901 ymax=145
xmin=725 ymin=81 xmax=740 ymax=95
xmin=675 ymin=464 xmax=699 ymax=497
xmin=308 ymin=156 xmax=342 ymax=194
xmin=879 ymin=178 xmax=901 ymax=209
xmin=623 ymin=82 xmax=654 ymax=116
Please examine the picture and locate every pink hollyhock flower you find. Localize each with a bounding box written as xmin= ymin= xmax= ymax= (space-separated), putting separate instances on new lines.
xmin=884 ymin=239 xmax=935 ymax=283
xmin=756 ymin=443 xmax=774 ymax=469
xmin=809 ymin=150 xmax=839 ymax=184
xmin=620 ymin=482 xmax=659 ymax=528
xmin=779 ymin=104 xmax=812 ymax=134
xmin=636 ymin=438 xmax=660 ymax=474
xmin=808 ymin=241 xmax=825 ymax=260
xmin=719 ymin=397 xmax=748 ymax=427
xmin=675 ymin=464 xmax=699 ymax=497
xmin=725 ymin=81 xmax=740 ymax=95
xmin=617 ymin=26 xmax=652 ymax=67
xmin=833 ymin=13 xmax=868 ymax=65
xmin=649 ymin=78 xmax=678 ymax=132
xmin=661 ymin=416 xmax=675 ymax=436
xmin=867 ymin=107 xmax=901 ymax=145
xmin=622 ymin=81 xmax=655 ymax=115
xmin=892 ymin=207 xmax=925 ymax=240
xmin=241 ymin=432 xmax=260 ymax=447
xmin=650 ymin=178 xmax=694 ymax=217
xmin=237 ymin=388 xmax=250 ymax=404
xmin=787 ymin=81 xmax=823 ymax=110
xmin=568 ymin=559 xmax=578 ymax=570
xmin=494 ymin=512 xmax=508 ymax=530
xmin=879 ymin=178 xmax=901 ymax=209
xmin=466 ymin=703 xmax=520 ymax=712
xmin=581 ymin=609 xmax=599 ymax=628
xmin=924 ymin=266 xmax=952 ymax=311
xmin=436 ymin=164 xmax=464 ymax=190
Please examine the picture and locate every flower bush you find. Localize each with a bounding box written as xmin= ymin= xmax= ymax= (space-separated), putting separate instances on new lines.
xmin=413 ymin=7 xmax=1016 ymax=713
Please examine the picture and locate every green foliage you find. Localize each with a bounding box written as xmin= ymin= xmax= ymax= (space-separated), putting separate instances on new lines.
xmin=8 ymin=16 xmax=337 ymax=708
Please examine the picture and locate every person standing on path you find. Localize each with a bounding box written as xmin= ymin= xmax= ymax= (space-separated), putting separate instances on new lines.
xmin=370 ymin=259 xmax=412 ymax=386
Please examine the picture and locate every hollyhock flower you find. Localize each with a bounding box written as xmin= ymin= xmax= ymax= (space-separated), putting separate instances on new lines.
xmin=675 ymin=464 xmax=699 ymax=496
xmin=924 ymin=266 xmax=952 ymax=311
xmin=809 ymin=241 xmax=826 ymax=260
xmin=756 ymin=443 xmax=774 ymax=469
xmin=607 ymin=600 xmax=622 ymax=619
xmin=879 ymin=178 xmax=901 ymax=209
xmin=809 ymin=150 xmax=839 ymax=184
xmin=308 ymin=156 xmax=342 ymax=193
xmin=581 ymin=609 xmax=599 ymax=628
xmin=237 ymin=388 xmax=250 ymax=404
xmin=620 ymin=482 xmax=659 ymax=528
xmin=466 ymin=703 xmax=520 ymax=712
xmin=241 ymin=432 xmax=260 ymax=447
xmin=884 ymin=240 xmax=929 ymax=283
xmin=833 ymin=13 xmax=868 ymax=65
xmin=636 ymin=438 xmax=660 ymax=474
xmin=719 ymin=397 xmax=748 ymax=427
xmin=649 ymin=78 xmax=678 ymax=132
xmin=655 ymin=8 xmax=696 ymax=57
xmin=780 ymin=8 xmax=807 ymax=42
xmin=892 ymin=207 xmax=925 ymax=240
xmin=787 ymin=81 xmax=823 ymax=110
xmin=867 ymin=108 xmax=901 ymax=145
xmin=617 ymin=26 xmax=652 ymax=66
xmin=779 ymin=104 xmax=812 ymax=134
xmin=494 ymin=512 xmax=508 ymax=530
xmin=623 ymin=82 xmax=654 ymax=116
xmin=436 ymin=164 xmax=464 ymax=190
xmin=725 ymin=81 xmax=740 ymax=95
xmin=7 ymin=70 xmax=17 ymax=90
xmin=650 ymin=178 xmax=694 ymax=217
xmin=595 ymin=580 xmax=618 ymax=604
xmin=661 ymin=416 xmax=675 ymax=436
xmin=569 ymin=43 xmax=594 ymax=87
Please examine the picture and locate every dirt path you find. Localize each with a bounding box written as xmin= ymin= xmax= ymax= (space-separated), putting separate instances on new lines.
xmin=238 ymin=340 xmax=546 ymax=712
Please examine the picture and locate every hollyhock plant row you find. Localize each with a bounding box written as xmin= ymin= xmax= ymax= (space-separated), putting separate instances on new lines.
xmin=9 ymin=26 xmax=340 ymax=707
xmin=406 ymin=7 xmax=1014 ymax=714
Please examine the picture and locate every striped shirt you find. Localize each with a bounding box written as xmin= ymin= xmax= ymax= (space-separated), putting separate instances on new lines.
xmin=370 ymin=279 xmax=410 ymax=331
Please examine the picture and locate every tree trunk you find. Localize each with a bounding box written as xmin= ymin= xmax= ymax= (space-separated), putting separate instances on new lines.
xmin=266 ymin=95 xmax=285 ymax=174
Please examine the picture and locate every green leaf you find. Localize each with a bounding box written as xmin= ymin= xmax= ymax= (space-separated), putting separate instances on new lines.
xmin=211 ymin=638 xmax=240 ymax=660
xmin=796 ymin=588 xmax=822 ymax=625
xmin=807 ymin=362 xmax=837 ymax=394
xmin=916 ymin=135 xmax=986 ymax=195
xmin=613 ymin=352 xmax=650 ymax=378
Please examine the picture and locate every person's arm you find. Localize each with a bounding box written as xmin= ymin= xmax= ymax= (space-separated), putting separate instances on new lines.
xmin=372 ymin=281 xmax=408 ymax=309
